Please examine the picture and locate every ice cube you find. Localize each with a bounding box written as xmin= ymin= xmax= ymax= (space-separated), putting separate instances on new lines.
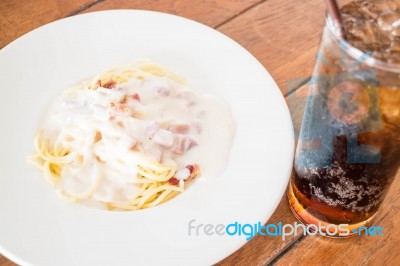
xmin=348 ymin=20 xmax=366 ymax=39
xmin=388 ymin=51 xmax=400 ymax=63
xmin=378 ymin=32 xmax=392 ymax=49
xmin=377 ymin=12 xmax=398 ymax=31
xmin=363 ymin=20 xmax=378 ymax=44
xmin=389 ymin=38 xmax=400 ymax=51
xmin=360 ymin=6 xmax=379 ymax=19
xmin=341 ymin=0 xmax=400 ymax=63
xmin=341 ymin=3 xmax=363 ymax=18
xmin=372 ymin=0 xmax=397 ymax=12
xmin=391 ymin=20 xmax=400 ymax=36
xmin=372 ymin=50 xmax=387 ymax=61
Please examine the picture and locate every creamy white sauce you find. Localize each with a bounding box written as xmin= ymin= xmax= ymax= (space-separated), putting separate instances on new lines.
xmin=40 ymin=75 xmax=235 ymax=206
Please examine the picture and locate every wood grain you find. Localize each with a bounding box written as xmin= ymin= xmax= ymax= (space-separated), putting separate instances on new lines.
xmin=83 ymin=0 xmax=262 ymax=28
xmin=0 ymin=256 xmax=15 ymax=266
xmin=218 ymin=0 xmax=325 ymax=95
xmin=0 ymin=0 xmax=98 ymax=49
xmin=1 ymin=0 xmax=400 ymax=265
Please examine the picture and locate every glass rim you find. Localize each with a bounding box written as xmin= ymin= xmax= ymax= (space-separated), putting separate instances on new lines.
xmin=326 ymin=14 xmax=400 ymax=74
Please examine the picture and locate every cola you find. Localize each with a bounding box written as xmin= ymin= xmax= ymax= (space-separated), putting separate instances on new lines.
xmin=289 ymin=0 xmax=400 ymax=234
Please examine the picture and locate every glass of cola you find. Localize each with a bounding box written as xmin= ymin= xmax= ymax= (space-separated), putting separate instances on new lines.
xmin=288 ymin=0 xmax=400 ymax=236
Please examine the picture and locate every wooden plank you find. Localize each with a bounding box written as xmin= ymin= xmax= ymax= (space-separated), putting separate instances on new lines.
xmin=82 ymin=0 xmax=262 ymax=28
xmin=0 ymin=256 xmax=16 ymax=266
xmin=218 ymin=0 xmax=325 ymax=96
xmin=0 ymin=0 xmax=98 ymax=49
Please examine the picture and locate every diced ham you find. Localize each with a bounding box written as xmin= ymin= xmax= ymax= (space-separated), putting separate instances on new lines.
xmin=153 ymin=129 xmax=174 ymax=148
xmin=168 ymin=177 xmax=179 ymax=185
xmin=146 ymin=120 xmax=159 ymax=139
xmin=131 ymin=92 xmax=141 ymax=101
xmin=168 ymin=123 xmax=190 ymax=134
xmin=186 ymin=137 xmax=197 ymax=150
xmin=186 ymin=164 xmax=200 ymax=181
xmin=171 ymin=135 xmax=186 ymax=154
xmin=186 ymin=164 xmax=195 ymax=174
xmin=169 ymin=164 xmax=200 ymax=185
xmin=170 ymin=135 xmax=197 ymax=154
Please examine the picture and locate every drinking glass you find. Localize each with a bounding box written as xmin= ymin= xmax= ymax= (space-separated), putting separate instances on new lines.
xmin=288 ymin=0 xmax=400 ymax=236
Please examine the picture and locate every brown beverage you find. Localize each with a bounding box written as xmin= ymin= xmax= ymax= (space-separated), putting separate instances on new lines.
xmin=289 ymin=0 xmax=400 ymax=235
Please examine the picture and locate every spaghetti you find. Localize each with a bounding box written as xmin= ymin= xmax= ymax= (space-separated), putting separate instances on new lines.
xmin=29 ymin=61 xmax=204 ymax=211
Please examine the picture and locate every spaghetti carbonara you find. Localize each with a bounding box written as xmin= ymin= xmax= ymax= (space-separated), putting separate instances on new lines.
xmin=29 ymin=61 xmax=235 ymax=211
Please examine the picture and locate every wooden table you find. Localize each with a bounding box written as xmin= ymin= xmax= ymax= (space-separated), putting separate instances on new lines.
xmin=1 ymin=0 xmax=399 ymax=265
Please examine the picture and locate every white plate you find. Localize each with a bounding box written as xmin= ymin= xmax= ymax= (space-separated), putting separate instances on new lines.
xmin=0 ymin=10 xmax=294 ymax=266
